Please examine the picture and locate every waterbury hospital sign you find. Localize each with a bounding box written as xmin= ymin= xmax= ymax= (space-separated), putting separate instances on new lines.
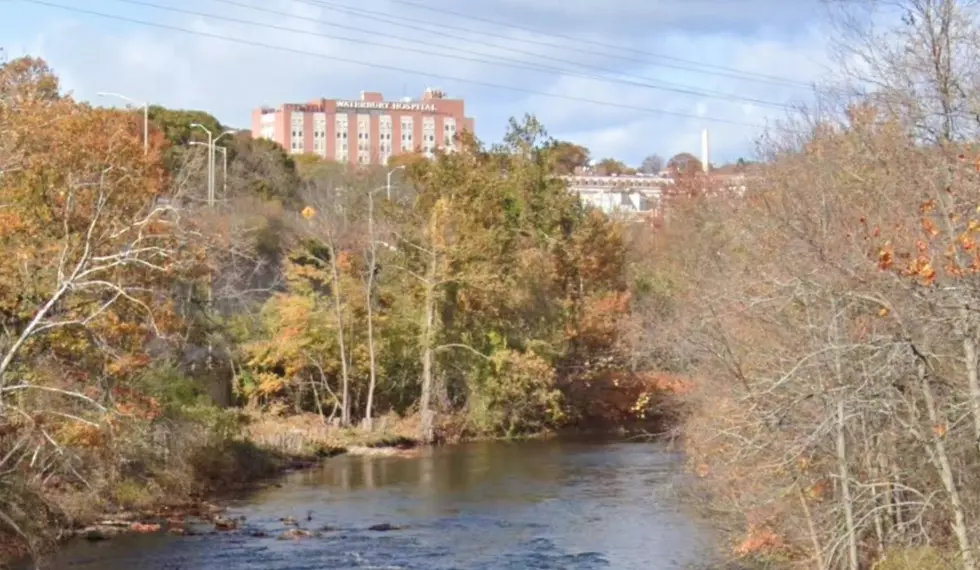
xmin=336 ymin=100 xmax=437 ymax=112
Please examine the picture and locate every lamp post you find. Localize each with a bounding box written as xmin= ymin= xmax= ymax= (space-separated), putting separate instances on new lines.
xmin=189 ymin=141 xmax=219 ymax=204
xmin=190 ymin=130 xmax=234 ymax=206
xmin=190 ymin=123 xmax=213 ymax=207
xmin=98 ymin=92 xmax=148 ymax=155
xmin=215 ymin=146 xmax=228 ymax=197
xmin=214 ymin=130 xmax=235 ymax=146
xmin=212 ymin=131 xmax=234 ymax=204
xmin=386 ymin=165 xmax=405 ymax=201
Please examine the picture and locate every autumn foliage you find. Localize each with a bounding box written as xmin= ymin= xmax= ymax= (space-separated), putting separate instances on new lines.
xmin=644 ymin=6 xmax=980 ymax=564
xmin=0 ymin=57 xmax=220 ymax=558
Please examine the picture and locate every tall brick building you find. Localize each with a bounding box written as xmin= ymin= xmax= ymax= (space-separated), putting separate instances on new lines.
xmin=251 ymin=88 xmax=474 ymax=165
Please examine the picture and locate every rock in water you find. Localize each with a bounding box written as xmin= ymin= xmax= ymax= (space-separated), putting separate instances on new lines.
xmin=368 ymin=523 xmax=401 ymax=531
xmin=213 ymin=517 xmax=240 ymax=531
xmin=278 ymin=528 xmax=315 ymax=540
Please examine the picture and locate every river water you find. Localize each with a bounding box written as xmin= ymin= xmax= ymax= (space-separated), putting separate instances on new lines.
xmin=39 ymin=438 xmax=713 ymax=569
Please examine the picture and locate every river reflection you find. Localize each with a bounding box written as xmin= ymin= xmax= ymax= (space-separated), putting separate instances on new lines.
xmin=37 ymin=438 xmax=712 ymax=569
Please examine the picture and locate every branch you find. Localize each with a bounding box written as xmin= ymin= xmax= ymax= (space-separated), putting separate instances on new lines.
xmin=0 ymin=385 xmax=108 ymax=412
xmin=434 ymin=343 xmax=491 ymax=361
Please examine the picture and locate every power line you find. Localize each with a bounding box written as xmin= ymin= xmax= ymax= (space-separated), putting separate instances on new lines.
xmin=23 ymin=0 xmax=780 ymax=129
xmin=380 ymin=0 xmax=823 ymax=88
xmin=298 ymin=0 xmax=820 ymax=90
xmin=119 ymin=0 xmax=799 ymax=110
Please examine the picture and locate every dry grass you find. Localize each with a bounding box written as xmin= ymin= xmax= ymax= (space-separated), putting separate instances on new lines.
xmin=244 ymin=411 xmax=421 ymax=457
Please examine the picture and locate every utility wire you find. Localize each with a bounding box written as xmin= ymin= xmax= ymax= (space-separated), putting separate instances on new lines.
xmin=24 ymin=0 xmax=783 ymax=129
xmin=118 ymin=0 xmax=799 ymax=110
xmin=296 ymin=0 xmax=821 ymax=90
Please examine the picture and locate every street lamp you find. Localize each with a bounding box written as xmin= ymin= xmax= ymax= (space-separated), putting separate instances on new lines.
xmin=98 ymin=91 xmax=148 ymax=155
xmin=386 ymin=165 xmax=406 ymax=201
xmin=189 ymin=141 xmax=216 ymax=204
xmin=190 ymin=129 xmax=234 ymax=206
xmin=190 ymin=123 xmax=213 ymax=207
xmin=215 ymin=146 xmax=228 ymax=197
xmin=214 ymin=131 xmax=234 ymax=200
xmin=214 ymin=130 xmax=236 ymax=145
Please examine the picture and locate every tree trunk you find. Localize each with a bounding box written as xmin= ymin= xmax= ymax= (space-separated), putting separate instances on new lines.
xmin=836 ymin=399 xmax=860 ymax=570
xmin=327 ymin=242 xmax=351 ymax=427
xmin=961 ymin=329 xmax=980 ymax=453
xmin=829 ymin=302 xmax=859 ymax=570
xmin=419 ymin=251 xmax=437 ymax=445
xmin=796 ymin=482 xmax=826 ymax=570
xmin=364 ymin=192 xmax=378 ymax=431
xmin=917 ymin=358 xmax=977 ymax=570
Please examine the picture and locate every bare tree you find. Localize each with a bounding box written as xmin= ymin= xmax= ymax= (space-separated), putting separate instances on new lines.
xmin=299 ymin=179 xmax=356 ymax=426
xmin=639 ymin=153 xmax=665 ymax=174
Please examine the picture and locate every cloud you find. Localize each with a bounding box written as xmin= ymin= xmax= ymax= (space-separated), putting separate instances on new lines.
xmin=15 ymin=0 xmax=840 ymax=165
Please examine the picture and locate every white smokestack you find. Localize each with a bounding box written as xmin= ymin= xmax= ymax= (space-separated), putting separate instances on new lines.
xmin=701 ymin=129 xmax=710 ymax=173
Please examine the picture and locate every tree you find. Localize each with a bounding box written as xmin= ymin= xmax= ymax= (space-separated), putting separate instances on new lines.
xmin=595 ymin=158 xmax=631 ymax=175
xmin=0 ymin=59 xmax=206 ymax=554
xmin=666 ymin=152 xmax=702 ymax=174
xmin=0 ymin=59 xmax=200 ymax=405
xmin=297 ymin=187 xmax=356 ymax=426
xmin=548 ymin=141 xmax=591 ymax=175
xmin=145 ymin=106 xmax=226 ymax=175
xmin=639 ymin=154 xmax=664 ymax=174
xmin=147 ymin=106 xmax=223 ymax=148
xmin=225 ymin=134 xmax=301 ymax=205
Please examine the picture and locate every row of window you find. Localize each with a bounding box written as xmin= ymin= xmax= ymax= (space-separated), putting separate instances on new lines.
xmin=279 ymin=113 xmax=458 ymax=161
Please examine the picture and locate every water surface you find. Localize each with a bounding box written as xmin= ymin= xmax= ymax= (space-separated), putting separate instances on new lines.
xmin=41 ymin=438 xmax=711 ymax=569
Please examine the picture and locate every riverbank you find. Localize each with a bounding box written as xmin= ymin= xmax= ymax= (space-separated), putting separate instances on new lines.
xmin=0 ymin=410 xmax=426 ymax=568
xmin=17 ymin=437 xmax=707 ymax=570
xmin=1 ymin=406 xmax=685 ymax=568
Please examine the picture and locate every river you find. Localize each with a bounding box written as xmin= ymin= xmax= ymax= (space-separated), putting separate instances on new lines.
xmin=37 ymin=438 xmax=714 ymax=569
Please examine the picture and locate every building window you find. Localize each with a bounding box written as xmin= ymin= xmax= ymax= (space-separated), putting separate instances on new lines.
xmin=443 ymin=117 xmax=457 ymax=151
xmin=335 ymin=114 xmax=348 ymax=161
xmin=313 ymin=112 xmax=326 ymax=156
xmin=422 ymin=116 xmax=435 ymax=157
xmin=400 ymin=116 xmax=413 ymax=152
xmin=290 ymin=113 xmax=305 ymax=153
xmin=379 ymin=114 xmax=392 ymax=165
xmin=357 ymin=114 xmax=370 ymax=164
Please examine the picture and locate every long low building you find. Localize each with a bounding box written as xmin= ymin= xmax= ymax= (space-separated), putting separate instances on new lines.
xmin=562 ymin=171 xmax=751 ymax=216
xmin=562 ymin=174 xmax=672 ymax=215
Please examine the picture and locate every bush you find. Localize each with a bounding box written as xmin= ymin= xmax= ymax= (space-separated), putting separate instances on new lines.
xmin=468 ymin=349 xmax=563 ymax=437
xmin=875 ymin=547 xmax=956 ymax=570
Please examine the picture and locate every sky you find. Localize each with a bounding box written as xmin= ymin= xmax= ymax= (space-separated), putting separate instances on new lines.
xmin=2 ymin=0 xmax=841 ymax=166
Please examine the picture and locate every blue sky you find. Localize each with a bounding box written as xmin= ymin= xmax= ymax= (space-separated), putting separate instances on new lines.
xmin=2 ymin=0 xmax=837 ymax=166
